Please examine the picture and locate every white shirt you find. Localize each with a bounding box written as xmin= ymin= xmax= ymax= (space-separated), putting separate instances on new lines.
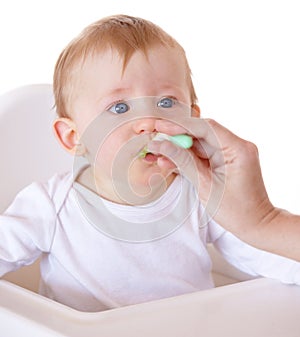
xmin=1 ymin=171 xmax=300 ymax=312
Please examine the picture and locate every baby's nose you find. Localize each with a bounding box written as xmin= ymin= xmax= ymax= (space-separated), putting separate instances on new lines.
xmin=133 ymin=118 xmax=157 ymax=134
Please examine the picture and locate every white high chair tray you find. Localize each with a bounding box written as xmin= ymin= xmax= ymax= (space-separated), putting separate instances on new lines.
xmin=1 ymin=277 xmax=300 ymax=337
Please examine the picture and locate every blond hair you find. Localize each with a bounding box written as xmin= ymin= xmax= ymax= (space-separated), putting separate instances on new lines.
xmin=53 ymin=14 xmax=197 ymax=117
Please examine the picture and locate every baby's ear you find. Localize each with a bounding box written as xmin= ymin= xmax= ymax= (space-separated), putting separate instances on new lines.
xmin=191 ymin=104 xmax=201 ymax=118
xmin=53 ymin=118 xmax=86 ymax=155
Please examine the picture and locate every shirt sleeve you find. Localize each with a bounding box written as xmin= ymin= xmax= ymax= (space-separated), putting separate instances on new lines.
xmin=0 ymin=181 xmax=57 ymax=276
xmin=208 ymin=220 xmax=300 ymax=285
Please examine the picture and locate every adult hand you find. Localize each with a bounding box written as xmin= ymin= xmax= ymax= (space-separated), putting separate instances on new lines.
xmin=148 ymin=118 xmax=300 ymax=261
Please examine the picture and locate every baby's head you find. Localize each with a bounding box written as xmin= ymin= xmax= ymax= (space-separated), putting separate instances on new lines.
xmin=53 ymin=14 xmax=197 ymax=120
xmin=53 ymin=15 xmax=200 ymax=204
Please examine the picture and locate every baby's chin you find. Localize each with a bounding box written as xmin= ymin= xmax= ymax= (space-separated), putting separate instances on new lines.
xmin=90 ymin=158 xmax=177 ymax=204
xmin=127 ymin=165 xmax=177 ymax=203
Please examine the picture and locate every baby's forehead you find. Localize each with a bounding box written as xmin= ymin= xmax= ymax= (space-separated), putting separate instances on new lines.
xmin=80 ymin=43 xmax=179 ymax=69
xmin=71 ymin=44 xmax=182 ymax=85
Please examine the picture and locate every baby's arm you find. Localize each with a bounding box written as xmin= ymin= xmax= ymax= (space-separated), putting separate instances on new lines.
xmin=0 ymin=182 xmax=56 ymax=276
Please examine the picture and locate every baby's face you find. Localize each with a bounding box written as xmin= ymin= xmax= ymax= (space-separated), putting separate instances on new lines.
xmin=71 ymin=45 xmax=197 ymax=204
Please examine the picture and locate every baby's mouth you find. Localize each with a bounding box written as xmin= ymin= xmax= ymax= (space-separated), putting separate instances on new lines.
xmin=138 ymin=145 xmax=151 ymax=159
xmin=137 ymin=133 xmax=157 ymax=159
xmin=143 ymin=152 xmax=161 ymax=162
xmin=138 ymin=143 xmax=159 ymax=162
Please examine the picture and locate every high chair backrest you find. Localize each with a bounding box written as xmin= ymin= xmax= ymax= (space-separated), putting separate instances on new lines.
xmin=0 ymin=84 xmax=73 ymax=213
xmin=0 ymin=84 xmax=73 ymax=292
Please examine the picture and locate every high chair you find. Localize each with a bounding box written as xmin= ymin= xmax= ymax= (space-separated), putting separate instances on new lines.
xmin=2 ymin=84 xmax=280 ymax=337
xmin=0 ymin=84 xmax=73 ymax=291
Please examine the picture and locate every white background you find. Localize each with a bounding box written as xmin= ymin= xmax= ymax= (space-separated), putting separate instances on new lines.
xmin=1 ymin=0 xmax=300 ymax=213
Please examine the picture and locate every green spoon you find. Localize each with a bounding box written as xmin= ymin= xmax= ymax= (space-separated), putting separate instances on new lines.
xmin=139 ymin=132 xmax=193 ymax=158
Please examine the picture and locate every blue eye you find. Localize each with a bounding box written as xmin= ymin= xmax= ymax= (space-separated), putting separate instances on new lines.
xmin=157 ymin=97 xmax=176 ymax=108
xmin=109 ymin=102 xmax=129 ymax=114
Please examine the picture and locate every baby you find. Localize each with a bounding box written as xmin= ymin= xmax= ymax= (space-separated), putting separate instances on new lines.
xmin=1 ymin=14 xmax=300 ymax=312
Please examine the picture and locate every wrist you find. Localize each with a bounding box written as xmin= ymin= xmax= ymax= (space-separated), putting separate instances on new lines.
xmin=249 ymin=206 xmax=300 ymax=261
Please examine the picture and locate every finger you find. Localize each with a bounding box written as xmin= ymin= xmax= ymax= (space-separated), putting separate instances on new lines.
xmin=147 ymin=139 xmax=226 ymax=218
xmin=154 ymin=119 xmax=218 ymax=160
xmin=147 ymin=140 xmax=204 ymax=193
xmin=156 ymin=118 xmax=242 ymax=151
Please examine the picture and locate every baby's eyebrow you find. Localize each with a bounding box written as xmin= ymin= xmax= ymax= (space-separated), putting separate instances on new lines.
xmin=105 ymin=87 xmax=131 ymax=96
xmin=96 ymin=87 xmax=132 ymax=107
